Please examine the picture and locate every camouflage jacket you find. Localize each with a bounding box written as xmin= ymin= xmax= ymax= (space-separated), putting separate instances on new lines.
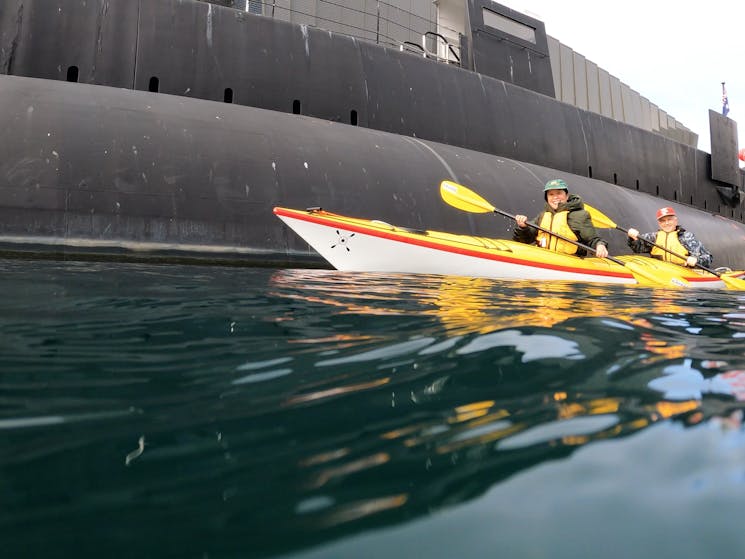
xmin=627 ymin=227 xmax=713 ymax=268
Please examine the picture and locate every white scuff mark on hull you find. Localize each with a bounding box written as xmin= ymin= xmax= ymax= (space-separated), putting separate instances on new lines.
xmin=404 ymin=137 xmax=458 ymax=184
xmin=300 ymin=24 xmax=309 ymax=57
xmin=206 ymin=4 xmax=213 ymax=48
xmin=509 ymin=55 xmax=514 ymax=82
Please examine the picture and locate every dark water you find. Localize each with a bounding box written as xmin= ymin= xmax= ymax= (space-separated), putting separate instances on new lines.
xmin=3 ymin=259 xmax=745 ymax=558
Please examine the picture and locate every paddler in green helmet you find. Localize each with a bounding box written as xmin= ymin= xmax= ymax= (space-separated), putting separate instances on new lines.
xmin=513 ymin=178 xmax=609 ymax=258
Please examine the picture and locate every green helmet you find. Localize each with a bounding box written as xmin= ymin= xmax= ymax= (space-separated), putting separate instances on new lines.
xmin=544 ymin=178 xmax=568 ymax=199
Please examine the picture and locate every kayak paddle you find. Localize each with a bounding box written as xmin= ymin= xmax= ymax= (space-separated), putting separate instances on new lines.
xmin=585 ymin=204 xmax=745 ymax=291
xmin=439 ymin=180 xmax=690 ymax=287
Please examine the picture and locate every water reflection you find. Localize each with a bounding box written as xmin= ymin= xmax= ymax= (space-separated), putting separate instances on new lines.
xmin=4 ymin=264 xmax=745 ymax=558
xmin=255 ymin=270 xmax=745 ymax=553
xmin=268 ymin=269 xmax=694 ymax=333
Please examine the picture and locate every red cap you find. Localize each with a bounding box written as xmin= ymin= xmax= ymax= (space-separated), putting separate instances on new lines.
xmin=656 ymin=207 xmax=676 ymax=220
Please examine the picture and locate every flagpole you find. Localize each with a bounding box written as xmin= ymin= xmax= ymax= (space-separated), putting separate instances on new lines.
xmin=722 ymin=81 xmax=729 ymax=116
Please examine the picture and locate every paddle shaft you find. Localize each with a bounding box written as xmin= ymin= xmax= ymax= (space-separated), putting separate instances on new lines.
xmin=617 ymin=224 xmax=722 ymax=276
xmin=493 ymin=207 xmax=623 ymax=265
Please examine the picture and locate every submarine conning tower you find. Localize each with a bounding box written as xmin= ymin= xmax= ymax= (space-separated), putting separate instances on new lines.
xmin=457 ymin=0 xmax=741 ymax=213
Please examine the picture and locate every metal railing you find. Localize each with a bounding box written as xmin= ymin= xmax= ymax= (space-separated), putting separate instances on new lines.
xmin=400 ymin=32 xmax=461 ymax=65
xmin=198 ymin=0 xmax=462 ymax=55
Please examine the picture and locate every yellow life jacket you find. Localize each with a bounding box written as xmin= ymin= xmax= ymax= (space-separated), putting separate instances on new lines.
xmin=651 ymin=230 xmax=688 ymax=265
xmin=536 ymin=210 xmax=578 ymax=255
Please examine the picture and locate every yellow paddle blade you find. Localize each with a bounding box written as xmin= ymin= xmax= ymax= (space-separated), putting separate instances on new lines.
xmin=584 ymin=204 xmax=618 ymax=230
xmin=440 ymin=180 xmax=495 ymax=214
xmin=623 ymin=262 xmax=683 ymax=287
xmin=719 ymin=273 xmax=745 ymax=291
xmin=617 ymin=256 xmax=691 ymax=288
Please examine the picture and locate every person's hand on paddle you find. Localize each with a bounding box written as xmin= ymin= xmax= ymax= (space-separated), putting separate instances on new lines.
xmin=595 ymin=242 xmax=609 ymax=259
xmin=515 ymin=215 xmax=528 ymax=228
xmin=686 ymin=256 xmax=697 ymax=267
xmin=627 ymin=228 xmax=639 ymax=240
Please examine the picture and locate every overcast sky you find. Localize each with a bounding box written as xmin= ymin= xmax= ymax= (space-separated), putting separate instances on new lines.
xmin=497 ymin=0 xmax=744 ymax=155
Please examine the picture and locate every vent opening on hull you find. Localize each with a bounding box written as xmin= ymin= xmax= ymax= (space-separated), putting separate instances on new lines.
xmin=588 ymin=166 xmax=593 ymax=178
xmin=350 ymin=110 xmax=358 ymax=125
xmin=66 ymin=66 xmax=78 ymax=82
xmin=613 ymin=173 xmax=618 ymax=185
xmin=149 ymin=77 xmax=159 ymax=93
xmin=224 ymin=88 xmax=233 ymax=103
xmin=293 ymin=99 xmax=301 ymax=114
xmin=635 ymin=180 xmax=639 ymax=191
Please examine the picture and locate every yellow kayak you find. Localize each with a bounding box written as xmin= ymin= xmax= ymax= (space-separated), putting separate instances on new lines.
xmin=275 ymin=207 xmax=737 ymax=289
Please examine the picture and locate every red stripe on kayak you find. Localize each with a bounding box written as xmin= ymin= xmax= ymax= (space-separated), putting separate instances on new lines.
xmin=684 ymin=276 xmax=723 ymax=284
xmin=274 ymin=207 xmax=635 ymax=280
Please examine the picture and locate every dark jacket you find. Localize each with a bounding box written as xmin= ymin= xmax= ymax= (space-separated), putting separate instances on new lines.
xmin=627 ymin=227 xmax=713 ymax=268
xmin=512 ymin=194 xmax=607 ymax=257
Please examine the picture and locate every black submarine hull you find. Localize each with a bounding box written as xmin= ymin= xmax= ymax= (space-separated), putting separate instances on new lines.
xmin=2 ymin=74 xmax=744 ymax=269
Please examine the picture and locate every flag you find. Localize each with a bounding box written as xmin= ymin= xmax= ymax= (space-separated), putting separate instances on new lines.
xmin=722 ymin=82 xmax=730 ymax=116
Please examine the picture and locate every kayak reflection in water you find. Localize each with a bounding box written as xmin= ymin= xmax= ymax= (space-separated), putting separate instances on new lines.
xmin=513 ymin=178 xmax=610 ymax=258
xmin=626 ymin=206 xmax=713 ymax=268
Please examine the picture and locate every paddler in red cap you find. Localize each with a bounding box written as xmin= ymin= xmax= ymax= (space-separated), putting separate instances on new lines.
xmin=627 ymin=206 xmax=713 ymax=268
